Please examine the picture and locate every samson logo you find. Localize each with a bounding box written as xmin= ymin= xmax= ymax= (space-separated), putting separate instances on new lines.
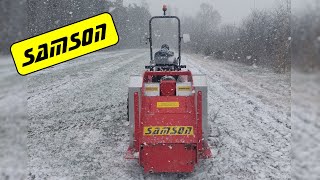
xmin=11 ymin=13 xmax=119 ymax=75
xmin=144 ymin=126 xmax=194 ymax=135
xmin=22 ymin=24 xmax=106 ymax=67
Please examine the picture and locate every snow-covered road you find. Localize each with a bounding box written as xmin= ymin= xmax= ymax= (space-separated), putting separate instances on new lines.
xmin=184 ymin=54 xmax=291 ymax=179
xmin=0 ymin=57 xmax=27 ymax=180
xmin=292 ymin=72 xmax=320 ymax=180
xmin=1 ymin=49 xmax=296 ymax=179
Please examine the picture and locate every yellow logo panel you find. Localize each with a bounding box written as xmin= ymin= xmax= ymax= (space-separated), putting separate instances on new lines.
xmin=157 ymin=102 xmax=179 ymax=108
xmin=144 ymin=126 xmax=194 ymax=135
xmin=145 ymin=87 xmax=159 ymax=91
xmin=11 ymin=13 xmax=119 ymax=75
xmin=177 ymin=86 xmax=191 ymax=91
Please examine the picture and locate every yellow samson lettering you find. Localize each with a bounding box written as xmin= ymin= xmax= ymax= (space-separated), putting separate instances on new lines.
xmin=144 ymin=126 xmax=194 ymax=135
xmin=11 ymin=13 xmax=118 ymax=75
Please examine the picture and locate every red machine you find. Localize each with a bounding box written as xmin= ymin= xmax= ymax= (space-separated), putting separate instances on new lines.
xmin=125 ymin=6 xmax=212 ymax=173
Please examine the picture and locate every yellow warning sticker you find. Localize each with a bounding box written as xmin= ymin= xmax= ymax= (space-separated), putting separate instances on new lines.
xmin=145 ymin=87 xmax=159 ymax=91
xmin=177 ymin=86 xmax=191 ymax=91
xmin=11 ymin=12 xmax=119 ymax=76
xmin=157 ymin=102 xmax=179 ymax=108
xmin=144 ymin=126 xmax=194 ymax=135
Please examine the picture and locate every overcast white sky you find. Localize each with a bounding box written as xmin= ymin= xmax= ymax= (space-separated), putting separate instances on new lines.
xmin=124 ymin=0 xmax=317 ymax=24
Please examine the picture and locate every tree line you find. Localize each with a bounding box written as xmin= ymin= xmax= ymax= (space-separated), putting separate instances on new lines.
xmin=291 ymin=2 xmax=320 ymax=72
xmin=181 ymin=1 xmax=291 ymax=73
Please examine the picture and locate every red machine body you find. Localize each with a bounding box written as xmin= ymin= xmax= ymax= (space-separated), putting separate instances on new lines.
xmin=125 ymin=5 xmax=211 ymax=173
xmin=126 ymin=71 xmax=212 ymax=173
